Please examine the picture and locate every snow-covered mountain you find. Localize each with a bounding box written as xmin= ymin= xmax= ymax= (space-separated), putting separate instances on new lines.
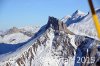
xmin=2 ymin=33 xmax=30 ymax=44
xmin=20 ymin=26 xmax=39 ymax=33
xmin=0 ymin=26 xmax=39 ymax=44
xmin=6 ymin=26 xmax=40 ymax=37
xmin=61 ymin=15 xmax=71 ymax=22
xmin=71 ymin=10 xmax=86 ymax=20
xmin=0 ymin=31 xmax=3 ymax=35
xmin=61 ymin=10 xmax=86 ymax=26
xmin=62 ymin=9 xmax=100 ymax=40
xmin=0 ymin=16 xmax=100 ymax=66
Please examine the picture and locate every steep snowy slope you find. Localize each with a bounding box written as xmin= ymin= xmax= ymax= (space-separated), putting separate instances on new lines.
xmin=0 ymin=16 xmax=100 ymax=66
xmin=65 ymin=9 xmax=100 ymax=39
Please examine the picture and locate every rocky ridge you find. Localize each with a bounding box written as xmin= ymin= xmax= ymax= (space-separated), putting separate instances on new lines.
xmin=0 ymin=16 xmax=100 ymax=66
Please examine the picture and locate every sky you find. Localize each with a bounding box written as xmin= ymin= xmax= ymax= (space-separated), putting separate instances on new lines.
xmin=0 ymin=0 xmax=100 ymax=30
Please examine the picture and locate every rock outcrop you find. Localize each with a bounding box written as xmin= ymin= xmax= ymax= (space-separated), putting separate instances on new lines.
xmin=47 ymin=16 xmax=74 ymax=35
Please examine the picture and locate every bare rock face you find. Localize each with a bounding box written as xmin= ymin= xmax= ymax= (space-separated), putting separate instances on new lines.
xmin=47 ymin=16 xmax=74 ymax=35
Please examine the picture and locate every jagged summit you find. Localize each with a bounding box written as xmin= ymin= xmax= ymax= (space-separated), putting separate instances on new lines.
xmin=72 ymin=10 xmax=86 ymax=19
xmin=72 ymin=10 xmax=85 ymax=16
xmin=47 ymin=16 xmax=74 ymax=35
xmin=66 ymin=8 xmax=100 ymax=40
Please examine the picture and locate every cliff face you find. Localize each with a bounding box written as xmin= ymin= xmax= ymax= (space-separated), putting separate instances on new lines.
xmin=47 ymin=16 xmax=74 ymax=35
xmin=0 ymin=17 xmax=100 ymax=66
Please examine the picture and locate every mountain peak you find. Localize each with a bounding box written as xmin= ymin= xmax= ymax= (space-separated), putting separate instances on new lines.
xmin=71 ymin=10 xmax=86 ymax=20
xmin=75 ymin=10 xmax=85 ymax=15
xmin=47 ymin=16 xmax=74 ymax=34
xmin=72 ymin=10 xmax=85 ymax=17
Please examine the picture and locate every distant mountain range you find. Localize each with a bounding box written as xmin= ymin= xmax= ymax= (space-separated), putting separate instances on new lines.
xmin=0 ymin=26 xmax=39 ymax=44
